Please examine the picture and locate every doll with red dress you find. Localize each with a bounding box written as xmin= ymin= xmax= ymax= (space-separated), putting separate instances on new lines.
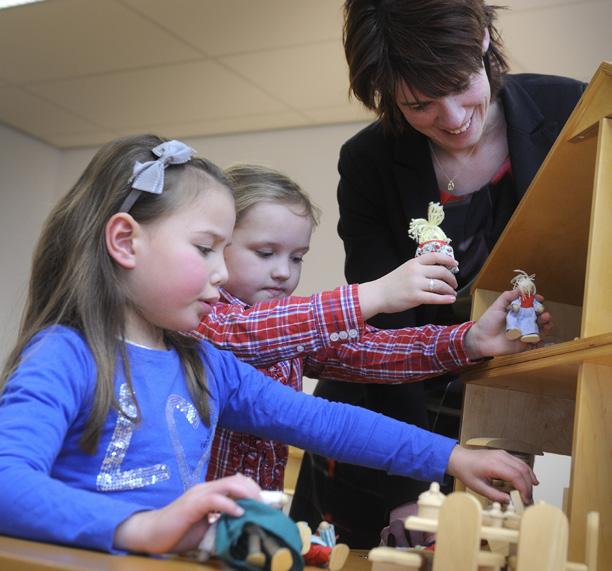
xmin=408 ymin=202 xmax=459 ymax=273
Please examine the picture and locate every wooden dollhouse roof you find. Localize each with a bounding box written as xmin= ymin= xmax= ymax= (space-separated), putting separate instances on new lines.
xmin=471 ymin=62 xmax=612 ymax=309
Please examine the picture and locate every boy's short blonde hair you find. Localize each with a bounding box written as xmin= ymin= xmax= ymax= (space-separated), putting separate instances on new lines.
xmin=225 ymin=164 xmax=321 ymax=228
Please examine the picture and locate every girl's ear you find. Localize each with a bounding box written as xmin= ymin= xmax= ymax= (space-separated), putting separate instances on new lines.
xmin=106 ymin=213 xmax=139 ymax=269
xmin=482 ymin=27 xmax=491 ymax=54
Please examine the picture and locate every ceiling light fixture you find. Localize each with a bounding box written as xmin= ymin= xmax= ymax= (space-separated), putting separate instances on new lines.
xmin=0 ymin=0 xmax=45 ymax=9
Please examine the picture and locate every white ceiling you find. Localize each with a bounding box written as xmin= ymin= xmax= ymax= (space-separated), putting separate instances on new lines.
xmin=0 ymin=0 xmax=609 ymax=149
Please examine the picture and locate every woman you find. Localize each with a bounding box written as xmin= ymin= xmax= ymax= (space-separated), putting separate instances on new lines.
xmin=290 ymin=0 xmax=586 ymax=548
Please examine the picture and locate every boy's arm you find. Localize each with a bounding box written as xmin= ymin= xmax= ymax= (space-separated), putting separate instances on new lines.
xmin=303 ymin=321 xmax=476 ymax=383
xmin=192 ymin=285 xmax=366 ymax=367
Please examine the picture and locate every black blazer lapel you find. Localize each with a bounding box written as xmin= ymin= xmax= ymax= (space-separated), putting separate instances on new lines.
xmin=502 ymin=77 xmax=560 ymax=199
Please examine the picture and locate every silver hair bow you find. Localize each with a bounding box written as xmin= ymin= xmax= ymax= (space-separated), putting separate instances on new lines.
xmin=118 ymin=139 xmax=196 ymax=212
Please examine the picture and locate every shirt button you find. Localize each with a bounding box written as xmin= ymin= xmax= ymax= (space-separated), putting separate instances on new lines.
xmin=296 ymin=345 xmax=304 ymax=353
xmin=339 ymin=331 xmax=348 ymax=340
xmin=330 ymin=332 xmax=339 ymax=342
xmin=348 ymin=329 xmax=358 ymax=338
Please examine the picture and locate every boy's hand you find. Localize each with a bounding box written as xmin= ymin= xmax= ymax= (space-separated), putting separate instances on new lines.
xmin=464 ymin=290 xmax=552 ymax=360
xmin=447 ymin=445 xmax=538 ymax=504
xmin=113 ymin=474 xmax=261 ymax=554
xmin=358 ymin=253 xmax=458 ymax=320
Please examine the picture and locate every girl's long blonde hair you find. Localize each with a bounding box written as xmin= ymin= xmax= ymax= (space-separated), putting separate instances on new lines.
xmin=1 ymin=134 xmax=233 ymax=452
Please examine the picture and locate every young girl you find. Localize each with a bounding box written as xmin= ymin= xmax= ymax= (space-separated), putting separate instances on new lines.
xmin=0 ymin=135 xmax=536 ymax=556
xmin=195 ymin=164 xmax=545 ymax=497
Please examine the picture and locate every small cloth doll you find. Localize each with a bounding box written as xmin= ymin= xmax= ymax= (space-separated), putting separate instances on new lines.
xmin=297 ymin=521 xmax=349 ymax=570
xmin=506 ymin=270 xmax=544 ymax=344
xmin=408 ymin=202 xmax=459 ymax=273
xmin=197 ymin=498 xmax=304 ymax=571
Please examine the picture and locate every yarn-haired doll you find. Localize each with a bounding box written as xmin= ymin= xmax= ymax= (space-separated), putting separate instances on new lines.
xmin=408 ymin=201 xmax=459 ymax=273
xmin=505 ymin=270 xmax=544 ymax=344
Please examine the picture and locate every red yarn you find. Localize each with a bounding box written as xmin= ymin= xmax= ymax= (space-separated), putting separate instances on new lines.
xmin=303 ymin=544 xmax=332 ymax=566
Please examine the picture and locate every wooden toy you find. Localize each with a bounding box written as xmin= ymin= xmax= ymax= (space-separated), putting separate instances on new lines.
xmin=417 ymin=481 xmax=446 ymax=521
xmin=408 ymin=202 xmax=459 ymax=273
xmin=482 ymin=502 xmax=504 ymax=528
xmin=245 ymin=524 xmax=267 ymax=567
xmin=297 ymin=520 xmax=350 ymax=570
xmin=368 ymin=546 xmax=422 ymax=571
xmin=504 ymin=503 xmax=522 ymax=530
xmin=195 ymin=494 xmax=299 ymax=571
xmin=400 ymin=487 xmax=600 ymax=571
xmin=405 ymin=490 xmax=512 ymax=571
xmin=505 ymin=270 xmax=544 ymax=343
xmin=260 ymin=490 xmax=290 ymax=510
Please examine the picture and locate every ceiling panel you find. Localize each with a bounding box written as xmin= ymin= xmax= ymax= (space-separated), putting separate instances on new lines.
xmin=0 ymin=0 xmax=607 ymax=149
xmin=122 ymin=0 xmax=343 ymax=56
xmin=0 ymin=0 xmax=201 ymax=83
xmin=0 ymin=86 xmax=101 ymax=138
xmin=28 ymin=61 xmax=290 ymax=129
xmin=120 ymin=110 xmax=312 ymax=141
xmin=222 ymin=41 xmax=352 ymax=109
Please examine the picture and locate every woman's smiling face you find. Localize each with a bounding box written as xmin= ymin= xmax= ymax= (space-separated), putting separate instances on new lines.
xmin=395 ymin=65 xmax=492 ymax=153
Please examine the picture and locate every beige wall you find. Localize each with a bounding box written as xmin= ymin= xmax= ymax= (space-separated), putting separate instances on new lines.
xmin=0 ymin=124 xmax=60 ymax=365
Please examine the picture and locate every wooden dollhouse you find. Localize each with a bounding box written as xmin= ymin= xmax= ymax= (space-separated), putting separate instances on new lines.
xmin=457 ymin=61 xmax=611 ymax=570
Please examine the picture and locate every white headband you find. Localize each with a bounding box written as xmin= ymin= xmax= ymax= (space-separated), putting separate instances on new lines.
xmin=118 ymin=139 xmax=196 ymax=213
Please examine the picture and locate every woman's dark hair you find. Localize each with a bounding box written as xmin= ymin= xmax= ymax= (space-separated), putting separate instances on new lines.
xmin=343 ymin=0 xmax=509 ymax=134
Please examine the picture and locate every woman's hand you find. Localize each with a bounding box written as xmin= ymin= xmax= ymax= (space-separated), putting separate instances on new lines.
xmin=447 ymin=445 xmax=539 ymax=505
xmin=358 ymin=252 xmax=458 ymax=320
xmin=113 ymin=474 xmax=261 ymax=554
xmin=464 ymin=290 xmax=552 ymax=360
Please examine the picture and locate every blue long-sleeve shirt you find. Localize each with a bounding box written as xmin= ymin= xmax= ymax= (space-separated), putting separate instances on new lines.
xmin=0 ymin=326 xmax=456 ymax=552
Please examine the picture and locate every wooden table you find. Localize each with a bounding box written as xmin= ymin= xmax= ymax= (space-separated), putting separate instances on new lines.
xmin=0 ymin=536 xmax=371 ymax=571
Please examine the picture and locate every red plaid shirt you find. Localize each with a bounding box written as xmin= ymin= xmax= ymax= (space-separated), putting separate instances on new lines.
xmin=193 ymin=284 xmax=474 ymax=490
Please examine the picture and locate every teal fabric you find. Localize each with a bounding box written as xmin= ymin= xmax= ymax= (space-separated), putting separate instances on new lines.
xmin=215 ymin=498 xmax=304 ymax=570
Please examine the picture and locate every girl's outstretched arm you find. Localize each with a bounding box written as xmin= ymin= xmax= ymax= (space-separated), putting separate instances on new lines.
xmin=114 ymin=475 xmax=261 ymax=553
xmin=212 ymin=346 xmax=536 ymax=502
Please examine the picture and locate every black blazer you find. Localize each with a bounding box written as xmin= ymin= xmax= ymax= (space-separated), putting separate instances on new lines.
xmin=337 ymin=73 xmax=586 ymax=330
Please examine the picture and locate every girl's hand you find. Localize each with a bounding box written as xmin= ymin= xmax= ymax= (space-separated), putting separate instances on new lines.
xmin=447 ymin=445 xmax=539 ymax=504
xmin=464 ymin=290 xmax=552 ymax=360
xmin=358 ymin=253 xmax=458 ymax=320
xmin=113 ymin=474 xmax=261 ymax=554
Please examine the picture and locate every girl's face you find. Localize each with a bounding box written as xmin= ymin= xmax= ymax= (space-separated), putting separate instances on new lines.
xmin=124 ymin=182 xmax=235 ymax=347
xmin=223 ymin=202 xmax=313 ymax=306
xmin=395 ymin=65 xmax=492 ymax=153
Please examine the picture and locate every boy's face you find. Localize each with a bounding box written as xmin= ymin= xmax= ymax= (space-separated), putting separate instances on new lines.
xmin=223 ymin=202 xmax=313 ymax=305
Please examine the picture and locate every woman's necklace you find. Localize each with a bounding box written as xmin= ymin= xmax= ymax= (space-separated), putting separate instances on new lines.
xmin=430 ymin=143 xmax=479 ymax=193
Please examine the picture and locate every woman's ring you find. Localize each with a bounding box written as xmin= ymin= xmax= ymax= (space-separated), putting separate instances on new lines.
xmin=428 ymin=278 xmax=435 ymax=292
